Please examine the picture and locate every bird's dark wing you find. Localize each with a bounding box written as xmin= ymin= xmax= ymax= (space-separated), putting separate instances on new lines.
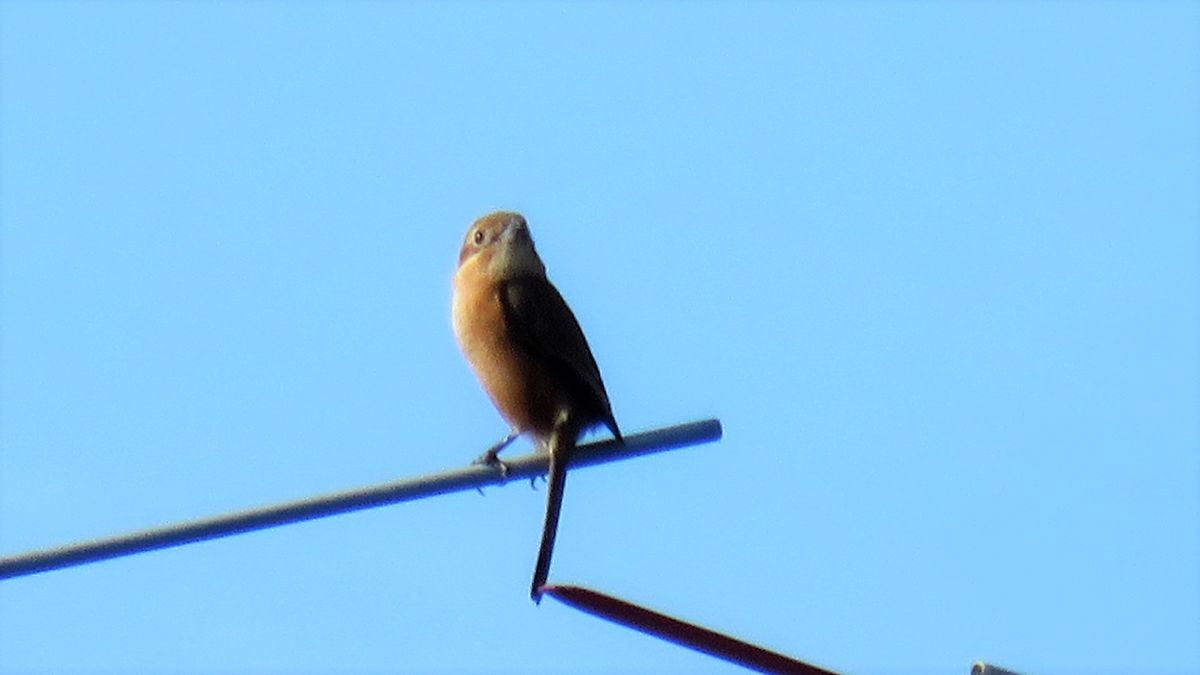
xmin=500 ymin=276 xmax=620 ymax=439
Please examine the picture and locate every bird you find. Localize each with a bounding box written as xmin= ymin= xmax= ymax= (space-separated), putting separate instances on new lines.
xmin=452 ymin=210 xmax=621 ymax=602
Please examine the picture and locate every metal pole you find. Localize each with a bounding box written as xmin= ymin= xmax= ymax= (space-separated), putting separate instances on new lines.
xmin=0 ymin=418 xmax=722 ymax=580
xmin=544 ymin=584 xmax=839 ymax=675
xmin=971 ymin=662 xmax=1024 ymax=675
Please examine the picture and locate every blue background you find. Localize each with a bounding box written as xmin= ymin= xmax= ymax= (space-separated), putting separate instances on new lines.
xmin=2 ymin=2 xmax=1197 ymax=674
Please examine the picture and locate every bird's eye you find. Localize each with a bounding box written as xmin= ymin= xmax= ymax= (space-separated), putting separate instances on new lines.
xmin=473 ymin=229 xmax=485 ymax=245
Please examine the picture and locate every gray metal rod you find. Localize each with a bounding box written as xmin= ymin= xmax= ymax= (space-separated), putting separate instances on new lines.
xmin=970 ymin=662 xmax=1023 ymax=675
xmin=0 ymin=419 xmax=721 ymax=580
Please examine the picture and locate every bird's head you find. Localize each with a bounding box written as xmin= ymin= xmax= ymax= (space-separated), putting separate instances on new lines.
xmin=458 ymin=211 xmax=546 ymax=280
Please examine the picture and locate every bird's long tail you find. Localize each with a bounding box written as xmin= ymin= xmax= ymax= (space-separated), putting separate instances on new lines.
xmin=530 ymin=426 xmax=573 ymax=603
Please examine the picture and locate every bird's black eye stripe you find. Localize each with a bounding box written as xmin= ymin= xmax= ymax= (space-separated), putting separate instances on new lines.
xmin=473 ymin=229 xmax=485 ymax=245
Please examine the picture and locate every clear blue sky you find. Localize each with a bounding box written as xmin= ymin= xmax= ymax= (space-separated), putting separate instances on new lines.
xmin=2 ymin=2 xmax=1196 ymax=674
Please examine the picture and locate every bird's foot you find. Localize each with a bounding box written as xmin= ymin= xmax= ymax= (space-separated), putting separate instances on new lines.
xmin=472 ymin=432 xmax=519 ymax=466
xmin=472 ymin=448 xmax=511 ymax=479
xmin=470 ymin=431 xmax=520 ymax=489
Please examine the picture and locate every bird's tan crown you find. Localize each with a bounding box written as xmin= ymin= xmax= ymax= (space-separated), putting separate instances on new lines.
xmin=457 ymin=210 xmax=545 ymax=279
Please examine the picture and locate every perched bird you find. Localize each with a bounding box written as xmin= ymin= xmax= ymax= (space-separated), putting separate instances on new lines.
xmin=452 ymin=210 xmax=621 ymax=601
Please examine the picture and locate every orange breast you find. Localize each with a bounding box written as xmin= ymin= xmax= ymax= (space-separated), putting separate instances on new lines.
xmin=453 ymin=264 xmax=567 ymax=439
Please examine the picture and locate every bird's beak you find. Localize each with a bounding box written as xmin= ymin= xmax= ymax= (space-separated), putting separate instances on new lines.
xmin=504 ymin=218 xmax=532 ymax=244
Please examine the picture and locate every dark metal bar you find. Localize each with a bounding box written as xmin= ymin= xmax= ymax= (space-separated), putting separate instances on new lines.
xmin=0 ymin=418 xmax=722 ymax=580
xmin=542 ymin=584 xmax=838 ymax=675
